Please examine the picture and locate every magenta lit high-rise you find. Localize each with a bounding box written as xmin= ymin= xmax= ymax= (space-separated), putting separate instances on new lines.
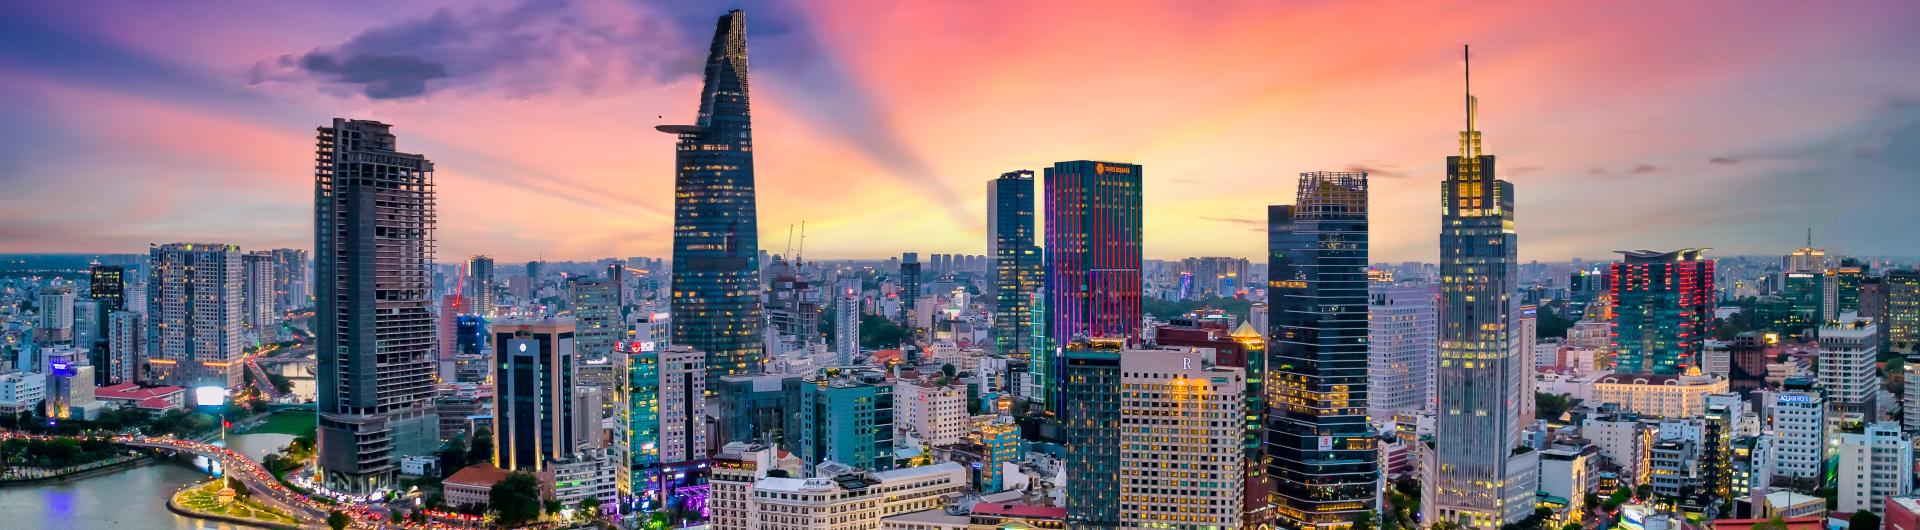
xmin=1042 ymin=160 xmax=1142 ymax=413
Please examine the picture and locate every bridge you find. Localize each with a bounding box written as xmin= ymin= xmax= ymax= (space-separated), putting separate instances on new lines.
xmin=0 ymin=432 xmax=422 ymax=529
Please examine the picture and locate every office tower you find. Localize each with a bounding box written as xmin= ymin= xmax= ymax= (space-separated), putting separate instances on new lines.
xmin=1833 ymin=259 xmax=1866 ymax=316
xmin=795 ymin=368 xmax=894 ymax=475
xmin=89 ymin=264 xmax=125 ymax=313
xmin=1818 ymin=316 xmax=1879 ymax=418
xmin=1118 ymin=350 xmax=1247 ymax=528
xmin=467 ymin=255 xmax=496 ymax=317
xmin=1369 ymin=280 xmax=1437 ymax=417
xmin=1781 ymin=272 xmax=1823 ymax=332
xmin=1061 ymin=342 xmax=1122 ymax=527
xmin=147 ymin=243 xmax=244 ymax=390
xmin=526 ymin=260 xmax=542 ymax=283
xmin=492 ymin=318 xmax=577 ymax=472
xmin=313 ymin=119 xmax=442 ymax=493
xmin=1769 ymin=391 xmax=1825 ymax=480
xmin=1267 ymin=171 xmax=1377 ymax=529
xmin=1889 ymin=271 xmax=1920 ymax=355
xmin=834 ymin=278 xmax=860 ymax=365
xmin=42 ymin=345 xmax=97 ymax=420
xmin=1608 ymin=249 xmax=1715 ymax=374
xmin=1862 ymin=277 xmax=1891 ymax=352
xmin=104 ymin=311 xmax=143 ymax=385
xmin=1043 ymin=160 xmax=1144 ymax=412
xmin=619 ymin=339 xmax=708 ymax=502
xmin=71 ymin=299 xmax=100 ymax=374
xmin=1429 ymin=48 xmax=1537 ymax=529
xmin=713 ymin=372 xmax=801 ymax=448
xmin=900 ymin=253 xmax=922 ymax=326
xmin=1726 ymin=332 xmax=1769 ymax=398
xmin=437 ymin=294 xmax=466 ymax=361
xmin=989 ymin=170 xmax=1042 ymax=355
xmin=270 ymin=248 xmax=310 ymax=311
xmin=661 ymin=10 xmax=763 ymax=387
xmin=571 ymin=278 xmax=623 ymax=359
xmin=1026 ymin=290 xmax=1050 ymax=407
xmin=1836 ymin=422 xmax=1913 ymax=516
xmin=36 ymin=287 xmax=75 ymax=343
xmin=243 ymin=251 xmax=280 ymax=343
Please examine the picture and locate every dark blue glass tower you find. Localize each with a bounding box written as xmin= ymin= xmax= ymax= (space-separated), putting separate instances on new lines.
xmin=1266 ymin=171 xmax=1378 ymax=529
xmin=989 ymin=170 xmax=1041 ymax=355
xmin=660 ymin=10 xmax=762 ymax=386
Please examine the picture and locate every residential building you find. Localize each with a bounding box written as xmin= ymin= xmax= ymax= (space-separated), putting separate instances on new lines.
xmin=1836 ymin=421 xmax=1913 ymax=516
xmin=313 ymin=119 xmax=442 ymax=493
xmin=243 ymin=250 xmax=280 ymax=343
xmin=0 ymin=371 xmax=47 ymax=415
xmin=35 ymin=287 xmax=75 ymax=343
xmin=270 ymin=248 xmax=309 ymax=312
xmin=104 ymin=311 xmax=144 ymax=385
xmin=146 ymin=243 xmax=244 ymax=390
xmin=834 ymin=278 xmax=860 ymax=365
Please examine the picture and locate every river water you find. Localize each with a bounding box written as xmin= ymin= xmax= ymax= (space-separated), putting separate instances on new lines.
xmin=0 ymin=432 xmax=298 ymax=529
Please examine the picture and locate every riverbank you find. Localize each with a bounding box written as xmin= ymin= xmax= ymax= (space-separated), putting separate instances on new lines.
xmin=166 ymin=479 xmax=301 ymax=530
xmin=0 ymin=453 xmax=156 ymax=486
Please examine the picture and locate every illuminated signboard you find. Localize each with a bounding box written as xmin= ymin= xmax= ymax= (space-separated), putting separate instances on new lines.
xmin=1270 ymin=280 xmax=1308 ymax=289
xmin=49 ymin=361 xmax=74 ymax=377
xmin=509 ymin=338 xmax=535 ymax=357
xmin=1777 ymin=394 xmax=1813 ymax=404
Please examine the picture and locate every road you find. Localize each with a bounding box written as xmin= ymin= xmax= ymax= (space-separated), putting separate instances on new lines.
xmin=0 ymin=431 xmax=466 ymax=530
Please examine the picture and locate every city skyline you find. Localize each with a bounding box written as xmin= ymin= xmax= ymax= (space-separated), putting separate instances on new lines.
xmin=5 ymin=1 xmax=1920 ymax=262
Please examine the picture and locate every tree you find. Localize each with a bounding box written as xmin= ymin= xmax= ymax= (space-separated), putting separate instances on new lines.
xmin=327 ymin=510 xmax=351 ymax=530
xmin=579 ymin=495 xmax=603 ymax=519
xmin=439 ymin=436 xmax=468 ymax=478
xmin=1851 ymin=509 xmax=1881 ymax=530
xmin=543 ymin=497 xmax=563 ymax=516
xmin=941 ymin=363 xmax=958 ymax=379
xmin=1562 ymin=523 xmax=1582 ymax=530
xmin=1535 ymin=392 xmax=1575 ymax=421
xmin=1353 ymin=510 xmax=1376 ymax=530
xmin=227 ymin=476 xmax=250 ymax=497
xmin=1634 ymin=483 xmax=1653 ymax=500
xmin=468 ymin=427 xmax=493 ymax=465
xmin=1754 ymin=515 xmax=1791 ymax=530
xmin=490 ymin=472 xmax=543 ymax=528
xmin=1604 ymin=488 xmax=1631 ymax=511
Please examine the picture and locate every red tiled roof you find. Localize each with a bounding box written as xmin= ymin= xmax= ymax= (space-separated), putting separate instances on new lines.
xmin=96 ymin=383 xmax=185 ymax=400
xmin=135 ymin=397 xmax=177 ymax=410
xmin=445 ymin=464 xmax=511 ymax=487
xmin=1712 ymin=517 xmax=1824 ymax=530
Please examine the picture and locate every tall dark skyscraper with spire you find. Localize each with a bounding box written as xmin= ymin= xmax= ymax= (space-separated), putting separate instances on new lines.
xmin=1427 ymin=46 xmax=1536 ymax=529
xmin=660 ymin=10 xmax=763 ymax=386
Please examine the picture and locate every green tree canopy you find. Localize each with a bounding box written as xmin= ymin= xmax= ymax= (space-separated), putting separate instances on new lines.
xmin=490 ymin=472 xmax=543 ymax=528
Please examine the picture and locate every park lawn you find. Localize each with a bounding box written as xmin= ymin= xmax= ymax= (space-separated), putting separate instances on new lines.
xmin=174 ymin=480 xmax=300 ymax=527
xmin=249 ymin=411 xmax=317 ymax=436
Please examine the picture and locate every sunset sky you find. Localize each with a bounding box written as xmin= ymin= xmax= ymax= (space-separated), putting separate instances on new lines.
xmin=3 ymin=0 xmax=1918 ymax=263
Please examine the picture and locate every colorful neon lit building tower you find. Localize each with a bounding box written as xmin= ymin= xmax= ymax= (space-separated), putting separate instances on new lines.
xmin=1042 ymin=160 xmax=1142 ymax=413
xmin=1608 ymin=249 xmax=1715 ymax=375
xmin=661 ymin=10 xmax=763 ymax=387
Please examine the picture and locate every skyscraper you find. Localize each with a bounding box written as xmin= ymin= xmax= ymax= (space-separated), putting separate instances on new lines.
xmin=988 ymin=170 xmax=1041 ymax=355
xmin=661 ymin=10 xmax=763 ymax=387
xmin=147 ymin=243 xmax=244 ymax=390
xmin=270 ymin=248 xmax=310 ymax=312
xmin=834 ymin=278 xmax=860 ymax=365
xmin=1428 ymin=48 xmax=1538 ymax=529
xmin=1608 ymin=249 xmax=1715 ymax=375
xmin=1061 ymin=341 xmax=1123 ymax=527
xmin=105 ymin=311 xmax=144 ymax=385
xmin=1888 ymin=271 xmax=1920 ymax=355
xmin=313 ymin=119 xmax=441 ymax=493
xmin=89 ymin=264 xmax=125 ymax=313
xmin=1043 ymin=160 xmax=1143 ymax=413
xmin=493 ymin=317 xmax=577 ymax=472
xmin=571 ymin=277 xmax=623 ymax=359
xmin=467 ymin=255 xmax=496 ymax=317
xmin=900 ymin=253 xmax=922 ymax=327
xmin=243 ymin=251 xmax=280 ymax=343
xmin=1118 ymin=350 xmax=1247 ymax=528
xmin=1267 ymin=171 xmax=1378 ymax=529
xmin=35 ymin=287 xmax=75 ymax=344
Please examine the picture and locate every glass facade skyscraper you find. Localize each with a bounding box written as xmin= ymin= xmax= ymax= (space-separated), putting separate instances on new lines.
xmin=1266 ymin=171 xmax=1378 ymax=529
xmin=1042 ymin=160 xmax=1142 ymax=413
xmin=661 ymin=10 xmax=763 ymax=387
xmin=1428 ymin=48 xmax=1538 ymax=529
xmin=1061 ymin=343 xmax=1122 ymax=527
xmin=1608 ymin=249 xmax=1715 ymax=375
xmin=988 ymin=170 xmax=1041 ymax=356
